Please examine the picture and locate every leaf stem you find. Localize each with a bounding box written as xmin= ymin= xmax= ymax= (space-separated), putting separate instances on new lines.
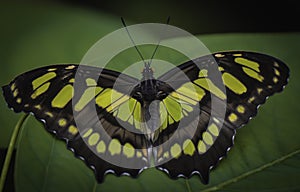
xmin=0 ymin=114 xmax=29 ymax=192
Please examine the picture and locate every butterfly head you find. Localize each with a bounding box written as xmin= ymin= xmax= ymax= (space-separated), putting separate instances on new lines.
xmin=142 ymin=62 xmax=154 ymax=80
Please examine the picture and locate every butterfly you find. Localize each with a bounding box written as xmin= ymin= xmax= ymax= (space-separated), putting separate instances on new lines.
xmin=2 ymin=51 xmax=289 ymax=184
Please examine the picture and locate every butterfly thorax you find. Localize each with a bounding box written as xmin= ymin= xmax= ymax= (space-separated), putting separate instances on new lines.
xmin=132 ymin=64 xmax=170 ymax=104
xmin=131 ymin=79 xmax=171 ymax=103
xmin=130 ymin=64 xmax=173 ymax=141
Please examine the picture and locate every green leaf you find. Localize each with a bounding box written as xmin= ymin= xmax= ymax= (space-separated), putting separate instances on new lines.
xmin=14 ymin=33 xmax=300 ymax=191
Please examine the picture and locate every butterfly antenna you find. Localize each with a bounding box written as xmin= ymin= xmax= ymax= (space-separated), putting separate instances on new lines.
xmin=121 ymin=17 xmax=147 ymax=66
xmin=149 ymin=16 xmax=170 ymax=66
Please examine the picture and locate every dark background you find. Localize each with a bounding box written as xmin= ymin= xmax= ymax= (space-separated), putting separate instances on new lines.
xmin=50 ymin=0 xmax=299 ymax=34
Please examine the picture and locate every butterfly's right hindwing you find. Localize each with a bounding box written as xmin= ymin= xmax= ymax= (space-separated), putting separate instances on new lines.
xmin=154 ymin=51 xmax=289 ymax=184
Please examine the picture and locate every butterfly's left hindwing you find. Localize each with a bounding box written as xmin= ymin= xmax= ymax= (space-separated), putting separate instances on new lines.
xmin=155 ymin=51 xmax=289 ymax=183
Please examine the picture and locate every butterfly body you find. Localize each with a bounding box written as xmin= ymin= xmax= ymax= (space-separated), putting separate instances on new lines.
xmin=2 ymin=51 xmax=289 ymax=184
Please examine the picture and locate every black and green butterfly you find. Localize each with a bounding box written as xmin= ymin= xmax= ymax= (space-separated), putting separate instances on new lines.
xmin=2 ymin=51 xmax=289 ymax=184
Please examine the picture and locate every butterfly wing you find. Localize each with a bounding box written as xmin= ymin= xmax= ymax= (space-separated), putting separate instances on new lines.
xmin=2 ymin=51 xmax=289 ymax=184
xmin=2 ymin=64 xmax=150 ymax=182
xmin=155 ymin=51 xmax=289 ymax=184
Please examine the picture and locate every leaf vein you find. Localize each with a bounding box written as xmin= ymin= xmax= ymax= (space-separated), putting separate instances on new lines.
xmin=41 ymin=139 xmax=56 ymax=192
xmin=201 ymin=148 xmax=300 ymax=192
